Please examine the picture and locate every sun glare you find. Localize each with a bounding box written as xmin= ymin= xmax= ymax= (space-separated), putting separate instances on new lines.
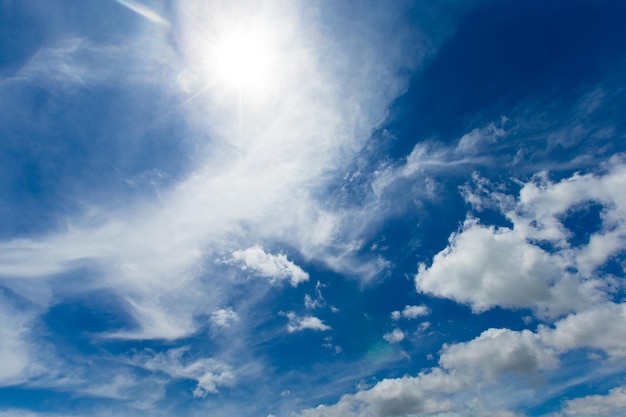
xmin=214 ymin=29 xmax=275 ymax=93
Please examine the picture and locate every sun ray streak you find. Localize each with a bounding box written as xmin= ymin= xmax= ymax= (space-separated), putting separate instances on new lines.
xmin=114 ymin=0 xmax=170 ymax=27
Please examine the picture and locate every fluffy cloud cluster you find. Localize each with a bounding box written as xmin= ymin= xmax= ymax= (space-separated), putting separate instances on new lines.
xmin=299 ymin=299 xmax=626 ymax=417
xmin=298 ymin=160 xmax=626 ymax=417
xmin=416 ymin=160 xmax=626 ymax=317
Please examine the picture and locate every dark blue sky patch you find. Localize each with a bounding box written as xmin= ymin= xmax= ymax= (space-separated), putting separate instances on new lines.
xmin=0 ymin=388 xmax=74 ymax=413
xmin=43 ymin=290 xmax=136 ymax=348
xmin=0 ymin=77 xmax=190 ymax=237
xmin=384 ymin=0 xmax=626 ymax=155
xmin=559 ymin=201 xmax=605 ymax=247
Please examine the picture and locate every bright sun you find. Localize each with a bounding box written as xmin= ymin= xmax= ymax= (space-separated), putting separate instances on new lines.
xmin=214 ymin=29 xmax=275 ymax=93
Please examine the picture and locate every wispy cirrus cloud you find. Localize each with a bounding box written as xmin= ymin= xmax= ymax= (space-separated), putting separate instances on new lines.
xmin=130 ymin=347 xmax=234 ymax=398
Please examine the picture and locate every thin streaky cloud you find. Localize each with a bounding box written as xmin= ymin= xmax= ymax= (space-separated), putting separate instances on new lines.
xmin=115 ymin=0 xmax=170 ymax=27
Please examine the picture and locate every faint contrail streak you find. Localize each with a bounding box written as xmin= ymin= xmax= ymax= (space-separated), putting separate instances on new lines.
xmin=115 ymin=0 xmax=170 ymax=27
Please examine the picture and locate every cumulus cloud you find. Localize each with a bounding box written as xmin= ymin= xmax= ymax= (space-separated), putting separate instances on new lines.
xmin=416 ymin=219 xmax=560 ymax=313
xmin=297 ymin=301 xmax=626 ymax=417
xmin=416 ymin=161 xmax=626 ymax=317
xmin=540 ymin=302 xmax=626 ymax=358
xmin=560 ymin=386 xmax=626 ymax=416
xmin=390 ymin=304 xmax=430 ymax=320
xmin=297 ymin=369 xmax=465 ymax=417
xmin=283 ymin=312 xmax=331 ymax=333
xmin=382 ymin=328 xmax=405 ymax=344
xmin=439 ymin=328 xmax=558 ymax=382
xmin=229 ymin=246 xmax=309 ymax=287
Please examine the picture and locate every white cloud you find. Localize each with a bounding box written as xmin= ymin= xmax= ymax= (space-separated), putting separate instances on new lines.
xmin=382 ymin=328 xmax=405 ymax=344
xmin=210 ymin=308 xmax=240 ymax=328
xmin=131 ymin=347 xmax=234 ymax=397
xmin=304 ymin=294 xmax=323 ymax=310
xmin=416 ymin=161 xmax=626 ymax=317
xmin=0 ymin=0 xmax=419 ymax=345
xmin=439 ymin=328 xmax=558 ymax=382
xmin=305 ymin=281 xmax=327 ymax=310
xmin=297 ymin=303 xmax=626 ymax=417
xmin=0 ymin=295 xmax=46 ymax=386
xmin=540 ymin=302 xmax=626 ymax=358
xmin=284 ymin=312 xmax=331 ymax=333
xmin=322 ymin=338 xmax=343 ymax=354
xmin=229 ymin=246 xmax=309 ymax=287
xmin=401 ymin=304 xmax=430 ymax=319
xmin=455 ymin=121 xmax=507 ymax=155
xmin=297 ymin=369 xmax=465 ymax=417
xmin=561 ymin=386 xmax=626 ymax=416
xmin=416 ymin=219 xmax=560 ymax=314
xmin=0 ymin=311 xmax=33 ymax=385
xmin=391 ymin=304 xmax=430 ymax=320
xmin=0 ymin=412 xmax=65 ymax=417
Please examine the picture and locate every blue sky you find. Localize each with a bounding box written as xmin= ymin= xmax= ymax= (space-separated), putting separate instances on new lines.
xmin=1 ymin=0 xmax=626 ymax=416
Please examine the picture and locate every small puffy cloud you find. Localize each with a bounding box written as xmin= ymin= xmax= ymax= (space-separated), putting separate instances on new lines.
xmin=439 ymin=328 xmax=558 ymax=382
xmin=210 ymin=308 xmax=239 ymax=328
xmin=131 ymin=347 xmax=234 ymax=397
xmin=391 ymin=304 xmax=430 ymax=320
xmin=322 ymin=336 xmax=342 ymax=353
xmin=561 ymin=386 xmax=626 ymax=416
xmin=230 ymin=245 xmax=309 ymax=286
xmin=402 ymin=304 xmax=430 ymax=319
xmin=283 ymin=312 xmax=331 ymax=333
xmin=383 ymin=328 xmax=405 ymax=344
